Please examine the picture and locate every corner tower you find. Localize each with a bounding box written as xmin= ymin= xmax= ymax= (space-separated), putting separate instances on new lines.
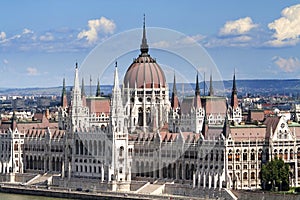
xmin=228 ymin=71 xmax=242 ymax=124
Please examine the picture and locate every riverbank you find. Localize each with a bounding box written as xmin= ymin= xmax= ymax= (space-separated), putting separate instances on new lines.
xmin=0 ymin=184 xmax=205 ymax=200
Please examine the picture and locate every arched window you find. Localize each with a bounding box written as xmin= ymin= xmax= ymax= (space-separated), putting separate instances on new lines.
xmin=228 ymin=150 xmax=233 ymax=162
xmin=251 ymin=172 xmax=255 ymax=180
xmin=243 ymin=172 xmax=247 ymax=180
xmin=250 ymin=149 xmax=255 ymax=160
xmin=235 ymin=150 xmax=240 ymax=162
xmin=119 ymin=146 xmax=124 ymax=157
xmin=290 ymin=149 xmax=294 ymax=159
xmin=284 ymin=149 xmax=288 ymax=160
xmin=243 ymin=151 xmax=247 ymax=161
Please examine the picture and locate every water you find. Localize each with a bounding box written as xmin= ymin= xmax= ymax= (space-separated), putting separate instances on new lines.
xmin=0 ymin=192 xmax=72 ymax=200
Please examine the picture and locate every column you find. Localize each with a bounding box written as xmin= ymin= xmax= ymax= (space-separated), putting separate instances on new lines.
xmin=198 ymin=172 xmax=201 ymax=188
xmin=49 ymin=158 xmax=52 ymax=172
xmin=208 ymin=173 xmax=212 ymax=189
xmin=193 ymin=171 xmax=196 ymax=188
xmin=159 ymin=163 xmax=163 ymax=179
xmin=101 ymin=164 xmax=104 ymax=182
xmin=182 ymin=163 xmax=186 ymax=180
xmin=44 ymin=159 xmax=47 ymax=173
xmin=68 ymin=161 xmax=71 ymax=180
xmin=61 ymin=161 xmax=65 ymax=178
xmin=295 ymin=160 xmax=298 ymax=186
xmin=214 ymin=173 xmax=218 ymax=189
xmin=176 ymin=162 xmax=179 ymax=180
xmin=203 ymin=173 xmax=206 ymax=188
xmin=219 ymin=173 xmax=222 ymax=189
xmin=153 ymin=162 xmax=157 ymax=179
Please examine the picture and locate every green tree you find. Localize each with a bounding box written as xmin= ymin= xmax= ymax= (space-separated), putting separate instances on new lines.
xmin=261 ymin=157 xmax=289 ymax=191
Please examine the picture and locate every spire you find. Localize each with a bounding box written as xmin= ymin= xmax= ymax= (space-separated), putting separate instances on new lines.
xmin=194 ymin=73 xmax=202 ymax=109
xmin=173 ymin=73 xmax=177 ymax=94
xmin=231 ymin=71 xmax=238 ymax=109
xmin=74 ymin=62 xmax=81 ymax=95
xmin=61 ymin=78 xmax=68 ymax=108
xmin=232 ymin=71 xmax=237 ymax=95
xmin=62 ymin=78 xmax=66 ymax=96
xmin=71 ymin=62 xmax=82 ymax=108
xmin=195 ymin=73 xmax=200 ymax=96
xmin=11 ymin=111 xmax=17 ymax=131
xmin=81 ymin=78 xmax=86 ymax=107
xmin=96 ymin=78 xmax=101 ymax=97
xmin=113 ymin=61 xmax=119 ymax=88
xmin=171 ymin=73 xmax=179 ymax=109
xmin=209 ymin=74 xmax=214 ymax=96
xmin=140 ymin=14 xmax=149 ymax=55
xmin=81 ymin=78 xmax=86 ymax=97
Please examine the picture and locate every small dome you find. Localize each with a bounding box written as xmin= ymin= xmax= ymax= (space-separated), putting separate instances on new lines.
xmin=123 ymin=54 xmax=166 ymax=88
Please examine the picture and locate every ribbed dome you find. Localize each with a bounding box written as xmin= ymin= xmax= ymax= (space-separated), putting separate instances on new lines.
xmin=123 ymin=54 xmax=166 ymax=88
xmin=123 ymin=17 xmax=166 ymax=89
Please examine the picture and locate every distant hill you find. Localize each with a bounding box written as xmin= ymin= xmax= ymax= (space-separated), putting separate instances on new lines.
xmin=223 ymin=79 xmax=300 ymax=96
xmin=0 ymin=79 xmax=299 ymax=97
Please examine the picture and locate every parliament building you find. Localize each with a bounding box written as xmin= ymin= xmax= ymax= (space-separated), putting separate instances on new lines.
xmin=1 ymin=21 xmax=300 ymax=196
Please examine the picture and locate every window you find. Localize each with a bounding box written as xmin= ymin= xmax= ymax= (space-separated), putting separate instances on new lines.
xmin=251 ymin=172 xmax=255 ymax=180
xmin=251 ymin=152 xmax=255 ymax=160
xmin=243 ymin=172 xmax=247 ymax=180
xmin=119 ymin=146 xmax=124 ymax=157
xmin=243 ymin=153 xmax=247 ymax=161
xmin=235 ymin=153 xmax=240 ymax=162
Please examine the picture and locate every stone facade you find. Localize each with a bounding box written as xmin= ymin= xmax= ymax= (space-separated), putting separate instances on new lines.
xmin=1 ymin=23 xmax=300 ymax=194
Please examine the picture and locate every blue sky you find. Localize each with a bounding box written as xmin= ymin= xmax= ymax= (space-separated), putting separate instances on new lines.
xmin=1 ymin=0 xmax=300 ymax=88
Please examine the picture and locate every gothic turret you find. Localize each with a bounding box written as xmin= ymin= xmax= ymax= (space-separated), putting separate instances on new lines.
xmin=193 ymin=73 xmax=205 ymax=134
xmin=209 ymin=74 xmax=214 ymax=96
xmin=110 ymin=62 xmax=129 ymax=183
xmin=81 ymin=78 xmax=86 ymax=107
xmin=61 ymin=78 xmax=68 ymax=108
xmin=228 ymin=71 xmax=242 ymax=124
xmin=96 ymin=78 xmax=101 ymax=97
xmin=194 ymin=73 xmax=202 ymax=109
xmin=231 ymin=72 xmax=238 ymax=109
xmin=70 ymin=62 xmax=89 ymax=131
xmin=171 ymin=74 xmax=180 ymax=110
xmin=11 ymin=111 xmax=17 ymax=131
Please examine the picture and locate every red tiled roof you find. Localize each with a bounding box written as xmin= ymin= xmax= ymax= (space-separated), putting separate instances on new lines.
xmin=86 ymin=98 xmax=110 ymax=115
xmin=264 ymin=116 xmax=280 ymax=137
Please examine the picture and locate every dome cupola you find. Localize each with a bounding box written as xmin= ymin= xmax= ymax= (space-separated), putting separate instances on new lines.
xmin=123 ymin=16 xmax=166 ymax=89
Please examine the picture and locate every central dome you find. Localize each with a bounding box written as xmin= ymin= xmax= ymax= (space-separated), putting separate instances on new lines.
xmin=123 ymin=54 xmax=166 ymax=89
xmin=123 ymin=19 xmax=166 ymax=89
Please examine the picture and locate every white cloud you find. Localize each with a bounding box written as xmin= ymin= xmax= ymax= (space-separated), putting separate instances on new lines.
xmin=39 ymin=32 xmax=54 ymax=41
xmin=26 ymin=67 xmax=39 ymax=76
xmin=0 ymin=31 xmax=6 ymax=40
xmin=152 ymin=34 xmax=206 ymax=48
xmin=23 ymin=28 xmax=33 ymax=34
xmin=177 ymin=34 xmax=206 ymax=45
xmin=204 ymin=35 xmax=253 ymax=48
xmin=219 ymin=17 xmax=258 ymax=36
xmin=3 ymin=59 xmax=8 ymax=64
xmin=268 ymin=4 xmax=300 ymax=46
xmin=152 ymin=40 xmax=170 ymax=48
xmin=273 ymin=56 xmax=300 ymax=72
xmin=77 ymin=17 xmax=116 ymax=44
